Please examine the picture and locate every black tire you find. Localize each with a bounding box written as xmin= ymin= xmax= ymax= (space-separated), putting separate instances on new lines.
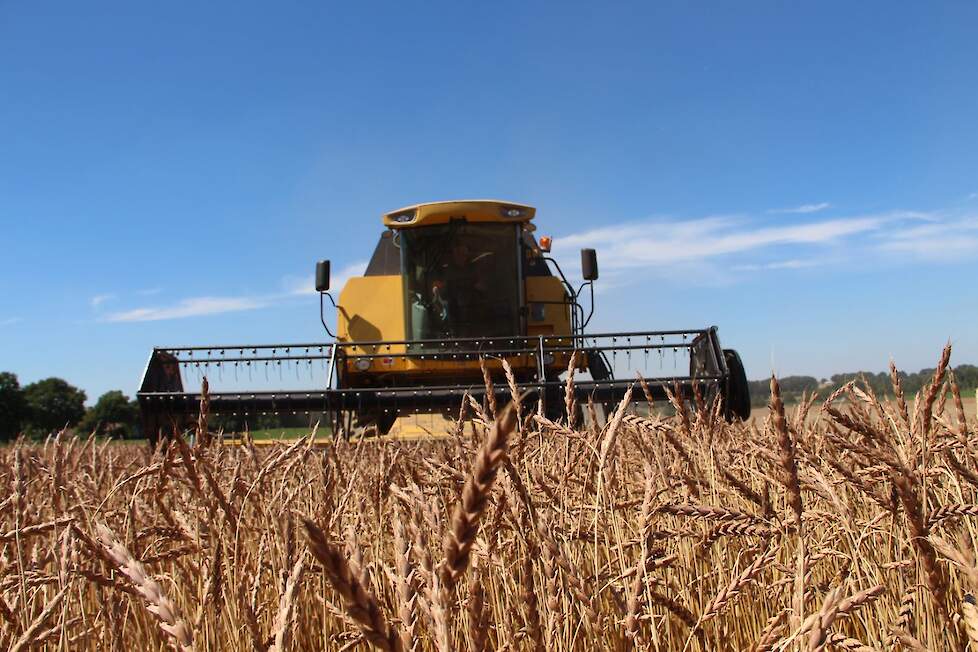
xmin=723 ymin=349 xmax=752 ymax=421
xmin=142 ymin=411 xmax=163 ymax=447
xmin=354 ymin=409 xmax=398 ymax=436
xmin=583 ymin=350 xmax=617 ymax=424
xmin=377 ymin=410 xmax=397 ymax=435
xmin=585 ymin=349 xmax=613 ymax=382
xmin=543 ymin=386 xmax=565 ymax=423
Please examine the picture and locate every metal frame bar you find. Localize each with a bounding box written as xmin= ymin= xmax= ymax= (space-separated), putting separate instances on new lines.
xmin=138 ymin=373 xmax=721 ymax=412
xmin=156 ymin=328 xmax=708 ymax=354
xmin=159 ymin=341 xmax=709 ymax=366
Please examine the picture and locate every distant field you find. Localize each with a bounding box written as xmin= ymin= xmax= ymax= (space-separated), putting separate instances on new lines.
xmin=750 ymin=393 xmax=977 ymax=422
xmin=242 ymin=426 xmax=326 ymax=441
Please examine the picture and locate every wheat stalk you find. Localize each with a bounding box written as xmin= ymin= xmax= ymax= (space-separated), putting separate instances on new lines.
xmin=302 ymin=519 xmax=400 ymax=652
xmin=96 ymin=523 xmax=195 ymax=651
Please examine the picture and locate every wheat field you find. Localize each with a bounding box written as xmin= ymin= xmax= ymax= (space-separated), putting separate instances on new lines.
xmin=2 ymin=345 xmax=977 ymax=651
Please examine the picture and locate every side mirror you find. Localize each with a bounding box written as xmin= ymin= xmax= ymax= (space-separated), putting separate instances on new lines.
xmin=315 ymin=260 xmax=330 ymax=292
xmin=581 ymin=248 xmax=599 ymax=281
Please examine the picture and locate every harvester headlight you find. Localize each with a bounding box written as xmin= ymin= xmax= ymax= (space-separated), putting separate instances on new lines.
xmin=390 ymin=211 xmax=415 ymax=223
xmin=354 ymin=358 xmax=371 ymax=371
xmin=501 ymin=206 xmax=524 ymax=218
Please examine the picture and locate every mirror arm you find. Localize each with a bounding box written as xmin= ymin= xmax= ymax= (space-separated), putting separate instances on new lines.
xmin=581 ymin=281 xmax=596 ymax=330
xmin=541 ymin=256 xmax=578 ymax=302
xmin=319 ymin=292 xmax=337 ymax=339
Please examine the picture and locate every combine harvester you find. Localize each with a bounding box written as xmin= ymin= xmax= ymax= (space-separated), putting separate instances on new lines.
xmin=138 ymin=200 xmax=750 ymax=442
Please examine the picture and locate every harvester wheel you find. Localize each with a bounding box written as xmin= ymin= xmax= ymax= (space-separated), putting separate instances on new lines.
xmin=354 ymin=410 xmax=397 ymax=437
xmin=543 ymin=387 xmax=565 ymax=423
xmin=377 ymin=411 xmax=397 ymax=435
xmin=723 ymin=349 xmax=751 ymax=421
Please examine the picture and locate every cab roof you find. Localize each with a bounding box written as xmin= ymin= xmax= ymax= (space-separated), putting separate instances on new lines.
xmin=383 ymin=200 xmax=536 ymax=229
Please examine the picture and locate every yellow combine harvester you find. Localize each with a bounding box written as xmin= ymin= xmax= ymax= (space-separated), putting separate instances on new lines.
xmin=138 ymin=200 xmax=751 ymax=441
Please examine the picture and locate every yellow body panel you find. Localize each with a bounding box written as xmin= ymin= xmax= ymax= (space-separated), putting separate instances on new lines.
xmin=337 ymin=276 xmax=406 ymax=352
xmin=383 ymin=199 xmax=535 ymax=229
xmin=525 ymin=276 xmax=571 ymax=337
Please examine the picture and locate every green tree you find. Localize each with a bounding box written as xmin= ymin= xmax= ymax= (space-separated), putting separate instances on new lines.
xmin=23 ymin=378 xmax=86 ymax=435
xmin=80 ymin=390 xmax=139 ymax=438
xmin=0 ymin=372 xmax=27 ymax=440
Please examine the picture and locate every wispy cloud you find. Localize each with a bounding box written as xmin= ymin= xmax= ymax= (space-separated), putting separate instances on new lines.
xmin=768 ymin=202 xmax=832 ymax=214
xmin=101 ymin=260 xmax=369 ymax=323
xmin=90 ymin=293 xmax=116 ymax=308
xmin=876 ymin=217 xmax=978 ymax=260
xmin=550 ymin=209 xmax=943 ymax=289
xmin=282 ymin=260 xmax=368 ymax=296
xmin=104 ymin=297 xmax=265 ymax=322
xmin=0 ymin=317 xmax=22 ymax=326
xmin=557 ymin=211 xmax=924 ymax=270
xmin=732 ymin=259 xmax=822 ymax=272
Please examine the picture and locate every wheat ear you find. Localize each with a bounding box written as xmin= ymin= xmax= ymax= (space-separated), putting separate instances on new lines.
xmin=96 ymin=523 xmax=195 ymax=651
xmin=268 ymin=553 xmax=307 ymax=652
xmin=8 ymin=585 xmax=70 ymax=652
xmin=302 ymin=519 xmax=401 ymax=652
xmin=439 ymin=403 xmax=517 ymax=592
xmin=962 ymin=593 xmax=978 ymax=648
xmin=392 ymin=515 xmax=419 ymax=652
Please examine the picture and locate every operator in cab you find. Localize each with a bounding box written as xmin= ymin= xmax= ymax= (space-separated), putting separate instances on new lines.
xmin=430 ymin=238 xmax=493 ymax=336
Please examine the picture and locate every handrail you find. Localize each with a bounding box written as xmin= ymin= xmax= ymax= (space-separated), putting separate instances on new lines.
xmin=161 ymin=340 xmax=705 ymax=365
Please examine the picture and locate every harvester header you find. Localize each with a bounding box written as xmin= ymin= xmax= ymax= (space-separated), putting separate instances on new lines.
xmin=138 ymin=200 xmax=751 ymax=440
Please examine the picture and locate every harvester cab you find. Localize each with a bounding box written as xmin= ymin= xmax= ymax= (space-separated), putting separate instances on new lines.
xmin=138 ymin=200 xmax=751 ymax=442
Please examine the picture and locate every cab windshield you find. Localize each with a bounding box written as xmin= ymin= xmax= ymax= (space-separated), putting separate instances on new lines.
xmin=401 ymin=222 xmax=520 ymax=342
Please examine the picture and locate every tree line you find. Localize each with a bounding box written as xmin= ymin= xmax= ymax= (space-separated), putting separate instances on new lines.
xmin=0 ymin=372 xmax=139 ymax=440
xmin=0 ymin=371 xmax=315 ymax=440
xmin=747 ymin=363 xmax=978 ymax=407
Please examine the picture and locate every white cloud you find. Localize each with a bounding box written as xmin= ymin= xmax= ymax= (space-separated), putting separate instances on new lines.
xmin=283 ymin=260 xmax=368 ymax=296
xmin=104 ymin=296 xmax=265 ymax=323
xmin=0 ymin=317 xmax=22 ymax=326
xmin=101 ymin=259 xmax=369 ymax=324
xmin=768 ymin=202 xmax=832 ymax=214
xmin=732 ymin=259 xmax=822 ymax=272
xmin=90 ymin=293 xmax=116 ymax=308
xmin=556 ymin=212 xmax=921 ymax=270
xmin=877 ymin=217 xmax=978 ymax=260
xmin=549 ymin=210 xmax=941 ymax=290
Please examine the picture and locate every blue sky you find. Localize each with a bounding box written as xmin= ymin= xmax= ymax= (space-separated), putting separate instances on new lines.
xmin=1 ymin=2 xmax=977 ymax=402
